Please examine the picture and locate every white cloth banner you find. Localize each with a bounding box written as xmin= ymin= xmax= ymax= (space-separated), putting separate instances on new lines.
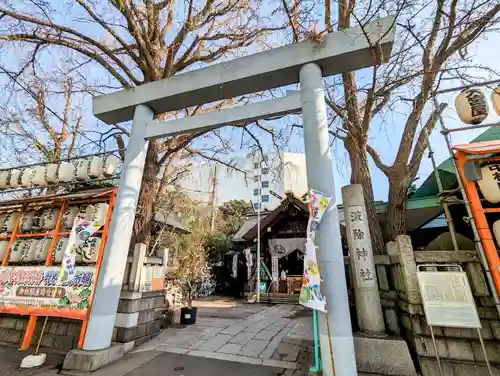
xmin=58 ymin=218 xmax=103 ymax=284
xmin=271 ymin=257 xmax=279 ymax=282
xmin=268 ymin=238 xmax=306 ymax=258
xmin=299 ymin=238 xmax=326 ymax=312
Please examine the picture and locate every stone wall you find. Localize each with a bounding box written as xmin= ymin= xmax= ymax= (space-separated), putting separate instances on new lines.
xmin=112 ymin=290 xmax=169 ymax=349
xmin=0 ymin=314 xmax=81 ymax=352
xmin=0 ymin=290 xmax=168 ymax=353
xmin=385 ymin=235 xmax=500 ymax=376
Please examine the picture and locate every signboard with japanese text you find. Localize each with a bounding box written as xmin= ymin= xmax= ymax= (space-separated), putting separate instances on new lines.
xmin=139 ymin=266 xmax=165 ymax=292
xmin=0 ymin=266 xmax=97 ymax=320
xmin=417 ymin=270 xmax=481 ymax=329
xmin=346 ymin=205 xmax=376 ymax=288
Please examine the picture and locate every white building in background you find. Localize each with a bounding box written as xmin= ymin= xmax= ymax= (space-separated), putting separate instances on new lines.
xmin=176 ymin=152 xmax=307 ymax=211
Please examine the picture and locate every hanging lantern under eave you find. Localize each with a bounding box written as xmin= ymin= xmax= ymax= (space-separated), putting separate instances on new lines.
xmin=492 ymin=85 xmax=500 ymax=116
xmin=477 ymin=163 xmax=500 ymax=203
xmin=455 ymin=88 xmax=489 ymax=125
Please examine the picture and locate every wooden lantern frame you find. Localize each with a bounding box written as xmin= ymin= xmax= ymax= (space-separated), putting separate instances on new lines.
xmin=0 ymin=187 xmax=116 ymax=350
xmin=454 ymin=140 xmax=500 ymax=296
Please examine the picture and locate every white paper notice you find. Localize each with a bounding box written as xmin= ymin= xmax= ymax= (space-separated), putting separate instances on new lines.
xmin=417 ymin=271 xmax=481 ymax=329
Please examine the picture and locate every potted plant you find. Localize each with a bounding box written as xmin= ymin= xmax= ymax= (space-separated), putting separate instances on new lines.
xmin=175 ymin=230 xmax=215 ymax=325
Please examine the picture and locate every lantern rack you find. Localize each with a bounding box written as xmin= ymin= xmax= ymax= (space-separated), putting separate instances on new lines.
xmin=0 ymin=187 xmax=116 ymax=351
xmin=429 ymin=78 xmax=500 ymax=318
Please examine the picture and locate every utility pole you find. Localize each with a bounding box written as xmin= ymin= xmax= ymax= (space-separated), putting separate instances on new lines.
xmin=209 ymin=164 xmax=218 ymax=231
xmin=256 ymin=163 xmax=262 ymax=303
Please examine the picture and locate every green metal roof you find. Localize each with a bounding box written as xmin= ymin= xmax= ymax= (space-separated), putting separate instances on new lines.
xmin=412 ymin=127 xmax=500 ymax=199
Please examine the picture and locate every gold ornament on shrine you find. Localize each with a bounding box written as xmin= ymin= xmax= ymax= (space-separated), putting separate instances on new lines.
xmin=477 ymin=163 xmax=500 ymax=204
xmin=492 ymin=85 xmax=500 ymax=116
xmin=455 ymin=88 xmax=489 ymax=124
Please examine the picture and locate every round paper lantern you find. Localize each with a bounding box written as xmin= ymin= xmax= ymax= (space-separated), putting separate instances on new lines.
xmin=77 ymin=204 xmax=93 ymax=220
xmin=492 ymin=85 xmax=500 ymax=116
xmin=9 ymin=239 xmax=30 ymax=263
xmin=4 ymin=211 xmax=21 ymax=232
xmin=73 ymin=159 xmax=90 ymax=181
xmin=87 ymin=203 xmax=108 ymax=224
xmin=0 ymin=240 xmax=8 ymax=261
xmin=455 ymin=88 xmax=488 ymax=124
xmin=53 ymin=237 xmax=69 ymax=264
xmin=0 ymin=171 xmax=9 ymax=189
xmin=41 ymin=208 xmax=60 ymax=230
xmin=58 ymin=162 xmax=73 ymax=182
xmin=76 ymin=237 xmax=101 ymax=263
xmin=102 ymin=155 xmax=120 ymax=177
xmin=8 ymin=169 xmax=21 ymax=188
xmin=33 ymin=237 xmax=51 ymax=262
xmin=0 ymin=213 xmax=6 ymax=232
xmin=20 ymin=210 xmax=37 ymax=232
xmin=62 ymin=206 xmax=79 ymax=229
xmin=19 ymin=168 xmax=34 ymax=187
xmin=45 ymin=164 xmax=59 ymax=184
xmin=31 ymin=165 xmax=47 ymax=186
xmin=88 ymin=156 xmax=104 ymax=178
xmin=478 ymin=163 xmax=500 ymax=203
xmin=25 ymin=239 xmax=38 ymax=262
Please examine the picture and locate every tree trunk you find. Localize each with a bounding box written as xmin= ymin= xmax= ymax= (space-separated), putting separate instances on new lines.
xmin=387 ymin=172 xmax=411 ymax=240
xmin=134 ymin=140 xmax=161 ymax=244
xmin=345 ymin=137 xmax=386 ymax=254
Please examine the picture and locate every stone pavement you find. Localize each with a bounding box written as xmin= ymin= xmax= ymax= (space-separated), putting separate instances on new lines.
xmin=133 ymin=304 xmax=313 ymax=372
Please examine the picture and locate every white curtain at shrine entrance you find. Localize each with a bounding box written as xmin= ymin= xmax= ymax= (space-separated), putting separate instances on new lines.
xmin=268 ymin=238 xmax=307 ymax=282
xmin=268 ymin=238 xmax=307 ymax=258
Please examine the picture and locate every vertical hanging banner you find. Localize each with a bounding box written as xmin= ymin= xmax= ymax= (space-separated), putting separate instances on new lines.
xmin=299 ymin=238 xmax=326 ymax=311
xmin=299 ymin=189 xmax=331 ymax=312
xmin=58 ymin=218 xmax=103 ymax=284
xmin=307 ymin=189 xmax=332 ymax=240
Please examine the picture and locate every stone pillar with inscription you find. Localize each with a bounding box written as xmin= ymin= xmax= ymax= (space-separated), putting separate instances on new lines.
xmin=342 ymin=184 xmax=385 ymax=336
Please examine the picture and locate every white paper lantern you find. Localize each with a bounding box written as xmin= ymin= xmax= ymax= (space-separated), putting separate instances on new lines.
xmin=87 ymin=203 xmax=108 ymax=224
xmin=31 ymin=166 xmax=47 ymax=186
xmin=492 ymin=86 xmax=500 ymax=116
xmin=53 ymin=237 xmax=69 ymax=263
xmin=77 ymin=204 xmax=93 ymax=220
xmin=58 ymin=162 xmax=73 ymax=182
xmin=455 ymin=88 xmax=489 ymax=125
xmin=0 ymin=171 xmax=9 ymax=189
xmin=76 ymin=237 xmax=101 ymax=263
xmin=102 ymin=155 xmax=120 ymax=177
xmin=25 ymin=238 xmax=38 ymax=262
xmin=9 ymin=239 xmax=32 ymax=263
xmin=0 ymin=213 xmax=6 ymax=232
xmin=73 ymin=159 xmax=90 ymax=181
xmin=19 ymin=168 xmax=34 ymax=187
xmin=88 ymin=156 xmax=104 ymax=178
xmin=8 ymin=170 xmax=20 ymax=188
xmin=4 ymin=211 xmax=21 ymax=232
xmin=0 ymin=240 xmax=8 ymax=261
xmin=478 ymin=164 xmax=500 ymax=203
xmin=33 ymin=237 xmax=51 ymax=262
xmin=20 ymin=211 xmax=37 ymax=232
xmin=62 ymin=206 xmax=79 ymax=229
xmin=41 ymin=208 xmax=60 ymax=230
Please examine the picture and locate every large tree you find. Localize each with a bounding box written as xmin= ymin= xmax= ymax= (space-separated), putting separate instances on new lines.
xmin=325 ymin=0 xmax=500 ymax=250
xmin=0 ymin=0 xmax=287 ymax=244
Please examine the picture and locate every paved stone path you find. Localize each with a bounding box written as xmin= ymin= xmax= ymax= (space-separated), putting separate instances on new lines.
xmin=133 ymin=304 xmax=313 ymax=371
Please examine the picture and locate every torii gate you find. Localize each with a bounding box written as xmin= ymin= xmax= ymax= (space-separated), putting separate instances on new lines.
xmin=84 ymin=17 xmax=395 ymax=376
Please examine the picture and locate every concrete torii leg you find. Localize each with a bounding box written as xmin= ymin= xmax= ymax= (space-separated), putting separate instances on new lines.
xmin=300 ymin=63 xmax=357 ymax=375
